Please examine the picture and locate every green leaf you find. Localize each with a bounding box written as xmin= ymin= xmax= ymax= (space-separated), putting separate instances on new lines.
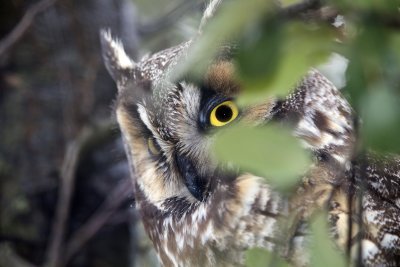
xmin=310 ymin=213 xmax=346 ymax=267
xmin=245 ymin=247 xmax=290 ymax=267
xmin=280 ymin=0 xmax=303 ymax=8
xmin=390 ymin=32 xmax=400 ymax=67
xmin=343 ymin=24 xmax=400 ymax=153
xmin=235 ymin=18 xmax=282 ymax=90
xmin=343 ymin=23 xmax=389 ymax=108
xmin=236 ymin=21 xmax=334 ymax=106
xmin=173 ymin=0 xmax=275 ymax=80
xmin=361 ymin=88 xmax=400 ymax=153
xmin=214 ymin=124 xmax=310 ymax=190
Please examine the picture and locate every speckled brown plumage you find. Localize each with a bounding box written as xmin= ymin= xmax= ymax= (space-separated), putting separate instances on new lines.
xmin=100 ymin=1 xmax=400 ymax=266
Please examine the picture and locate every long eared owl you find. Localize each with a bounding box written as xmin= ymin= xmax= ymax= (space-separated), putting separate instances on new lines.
xmin=101 ymin=0 xmax=400 ymax=266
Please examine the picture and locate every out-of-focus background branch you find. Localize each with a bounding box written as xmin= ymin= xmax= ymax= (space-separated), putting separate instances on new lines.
xmin=0 ymin=0 xmax=204 ymax=266
xmin=0 ymin=0 xmax=57 ymax=58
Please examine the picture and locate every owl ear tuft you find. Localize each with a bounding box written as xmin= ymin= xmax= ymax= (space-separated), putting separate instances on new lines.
xmin=100 ymin=29 xmax=136 ymax=87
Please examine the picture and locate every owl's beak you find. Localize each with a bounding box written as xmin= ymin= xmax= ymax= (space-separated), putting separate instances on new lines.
xmin=175 ymin=152 xmax=209 ymax=201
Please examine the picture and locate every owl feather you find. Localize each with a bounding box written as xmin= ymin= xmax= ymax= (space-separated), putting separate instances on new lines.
xmin=100 ymin=0 xmax=400 ymax=266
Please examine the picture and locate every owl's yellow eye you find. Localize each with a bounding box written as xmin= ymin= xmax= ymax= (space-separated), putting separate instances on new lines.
xmin=147 ymin=137 xmax=161 ymax=155
xmin=210 ymin=101 xmax=238 ymax=127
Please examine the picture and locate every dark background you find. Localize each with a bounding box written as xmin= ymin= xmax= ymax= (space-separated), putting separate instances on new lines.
xmin=0 ymin=0 xmax=204 ymax=266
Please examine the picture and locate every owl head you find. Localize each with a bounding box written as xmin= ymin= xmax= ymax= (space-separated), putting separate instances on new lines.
xmin=96 ymin=1 xmax=400 ymax=266
xmin=99 ymin=1 xmax=359 ymax=264
xmin=101 ymin=28 xmax=276 ymax=204
xmin=101 ymin=26 xmax=355 ymax=205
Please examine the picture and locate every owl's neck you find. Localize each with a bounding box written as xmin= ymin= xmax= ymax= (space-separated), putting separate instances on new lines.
xmin=134 ymin=174 xmax=286 ymax=266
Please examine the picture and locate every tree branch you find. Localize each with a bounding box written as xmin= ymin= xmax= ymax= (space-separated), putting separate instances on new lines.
xmin=61 ymin=178 xmax=133 ymax=267
xmin=44 ymin=127 xmax=92 ymax=267
xmin=0 ymin=0 xmax=57 ymax=58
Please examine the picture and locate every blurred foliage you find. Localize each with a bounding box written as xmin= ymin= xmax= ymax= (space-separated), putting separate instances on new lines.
xmin=309 ymin=213 xmax=346 ymax=267
xmin=361 ymin=88 xmax=400 ymax=153
xmin=174 ymin=0 xmax=274 ymax=79
xmin=236 ymin=21 xmax=334 ymax=106
xmin=344 ymin=22 xmax=400 ymax=153
xmin=193 ymin=0 xmax=400 ymax=266
xmin=215 ymin=124 xmax=310 ymax=191
xmin=245 ymin=247 xmax=290 ymax=267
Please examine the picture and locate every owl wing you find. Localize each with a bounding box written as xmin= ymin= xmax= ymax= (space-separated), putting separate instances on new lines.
xmin=271 ymin=69 xmax=356 ymax=171
xmin=274 ymin=70 xmax=400 ymax=265
xmin=356 ymin=154 xmax=400 ymax=265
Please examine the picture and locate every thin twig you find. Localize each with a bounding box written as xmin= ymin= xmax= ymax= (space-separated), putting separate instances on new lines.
xmin=356 ymin=155 xmax=366 ymax=267
xmin=0 ymin=0 xmax=57 ymax=58
xmin=281 ymin=0 xmax=320 ymax=15
xmin=44 ymin=128 xmax=91 ymax=267
xmin=61 ymin=178 xmax=133 ymax=266
xmin=281 ymin=0 xmax=338 ymax=23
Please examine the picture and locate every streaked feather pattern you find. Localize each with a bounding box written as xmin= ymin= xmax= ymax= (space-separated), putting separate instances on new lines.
xmin=100 ymin=1 xmax=400 ymax=266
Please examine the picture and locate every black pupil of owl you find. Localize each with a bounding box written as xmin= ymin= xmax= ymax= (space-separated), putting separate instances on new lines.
xmin=216 ymin=105 xmax=233 ymax=122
